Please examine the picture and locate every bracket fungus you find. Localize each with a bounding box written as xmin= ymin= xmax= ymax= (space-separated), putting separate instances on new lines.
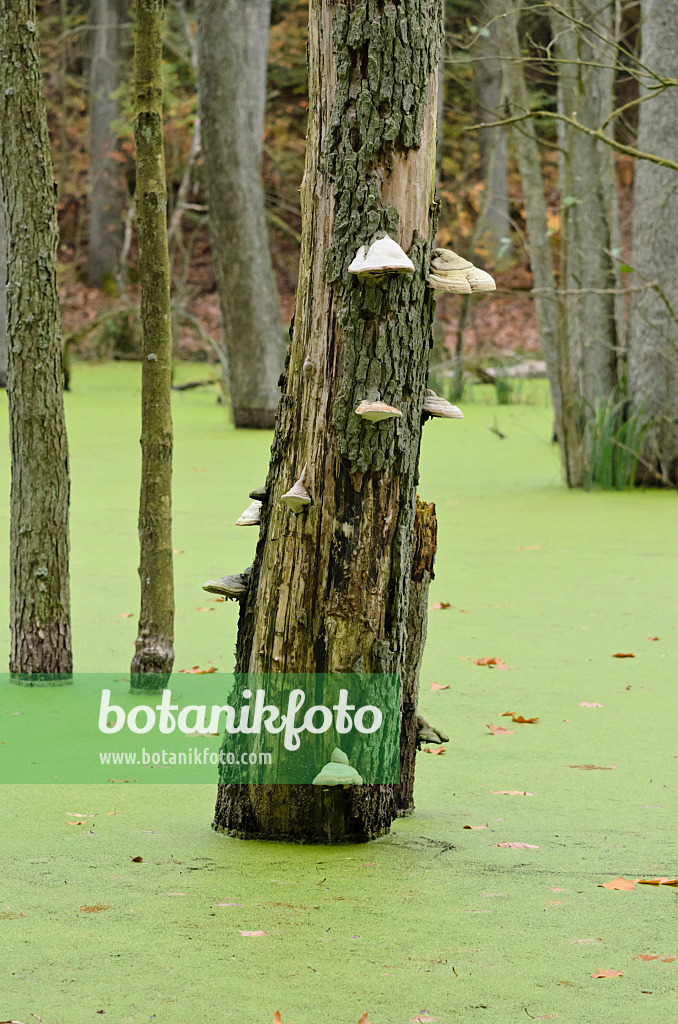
xmin=427 ymin=247 xmax=496 ymax=294
xmin=235 ymin=500 xmax=263 ymax=526
xmin=355 ymin=398 xmax=403 ymax=423
xmin=280 ymin=466 xmax=311 ymax=513
xmin=348 ymin=234 xmax=415 ymax=277
xmin=312 ymin=747 xmax=363 ymax=787
xmin=422 ymin=390 xmax=464 ymax=419
xmin=248 ymin=484 xmax=268 ymax=502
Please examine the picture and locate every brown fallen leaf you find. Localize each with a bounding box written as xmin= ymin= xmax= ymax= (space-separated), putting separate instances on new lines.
xmin=516 ymin=545 xmax=542 ymax=550
xmin=473 ymin=656 xmax=509 ymax=669
xmin=501 ymin=711 xmax=538 ymax=723
xmin=179 ymin=665 xmax=218 ymax=674
xmin=79 ymin=905 xmax=111 ymax=913
xmin=662 ymin=957 xmax=678 ymax=962
xmin=613 ymin=652 xmax=635 ymax=658
xmin=173 ymin=549 xmax=184 ymax=554
xmin=358 ymin=1015 xmax=373 ymax=1024
xmin=117 ymin=613 xmax=133 ymax=618
xmin=423 ymin=745 xmax=446 ymax=755
xmin=239 ymin=930 xmax=266 ymax=936
xmin=636 ymin=877 xmax=678 ymax=886
xmin=273 ymin=1012 xmax=290 ymax=1024
xmin=67 ymin=820 xmax=86 ymax=826
xmin=130 ymin=856 xmax=144 ymax=863
xmin=569 ymin=764 xmax=616 ymax=770
xmin=647 ymin=636 xmax=660 ymax=641
xmin=494 ymin=842 xmax=540 ymax=849
xmin=66 ymin=812 xmax=94 ymax=816
xmin=196 ymin=607 xmax=215 ymax=612
xmin=549 ymin=887 xmax=567 ymax=892
xmin=591 ymin=969 xmax=624 ymax=978
xmin=600 ymin=877 xmax=635 ymax=891
xmin=429 ymin=682 xmax=450 ymax=690
xmin=579 ymin=702 xmax=603 ymax=707
xmin=490 ymin=790 xmax=534 ymax=796
xmin=633 ymin=954 xmax=660 ymax=961
xmin=463 ymin=824 xmax=489 ymax=830
xmin=486 ymin=724 xmax=515 ymax=735
xmin=429 ymin=602 xmax=451 ymax=610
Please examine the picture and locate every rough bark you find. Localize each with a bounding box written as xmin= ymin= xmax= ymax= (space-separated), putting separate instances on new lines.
xmin=196 ymin=0 xmax=285 ymax=429
xmin=130 ymin=0 xmax=175 ymax=689
xmin=87 ymin=0 xmax=128 ymax=286
xmin=551 ymin=1 xmax=621 ymax=485
xmin=213 ymin=0 xmax=445 ymax=843
xmin=473 ymin=2 xmax=512 ymax=264
xmin=627 ymin=0 xmax=678 ymax=486
xmin=0 ymin=0 xmax=72 ymax=680
xmin=397 ymin=498 xmax=437 ymax=816
xmin=0 ymin=177 xmax=6 ymax=389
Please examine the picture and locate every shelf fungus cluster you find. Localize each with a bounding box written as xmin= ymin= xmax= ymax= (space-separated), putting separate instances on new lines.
xmin=427 ymin=248 xmax=496 ymax=294
xmin=312 ymin=747 xmax=363 ymax=787
xmin=348 ymin=234 xmax=415 ymax=278
xmin=422 ymin=390 xmax=464 ymax=419
xmin=355 ymin=398 xmax=403 ymax=423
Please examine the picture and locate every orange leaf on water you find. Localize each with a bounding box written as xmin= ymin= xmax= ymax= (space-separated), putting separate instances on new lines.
xmin=463 ymin=824 xmax=488 ymax=830
xmin=570 ymin=764 xmax=616 ymax=770
xmin=423 ymin=745 xmax=446 ymax=755
xmin=636 ymin=877 xmax=678 ymax=886
xmin=179 ymin=665 xmax=218 ymax=674
xmin=239 ymin=930 xmax=266 ymax=937
xmin=633 ymin=954 xmax=660 ymax=961
xmin=429 ymin=682 xmax=450 ymax=690
xmin=429 ymin=602 xmax=451 ymax=610
xmin=647 ymin=636 xmax=660 ymax=641
xmin=358 ymin=1015 xmax=373 ymax=1024
xmin=591 ymin=969 xmax=624 ymax=978
xmin=486 ymin=724 xmax=515 ymax=735
xmin=613 ymin=652 xmax=635 ymax=658
xmin=501 ymin=711 xmax=538 ymax=723
xmin=579 ymin=702 xmax=603 ymax=707
xmin=490 ymin=790 xmax=534 ymax=796
xmin=516 ymin=545 xmax=542 ymax=550
xmin=117 ymin=613 xmax=133 ymax=618
xmin=600 ymin=877 xmax=635 ymax=891
xmin=79 ymin=905 xmax=111 ymax=913
xmin=472 ymin=657 xmax=508 ymax=669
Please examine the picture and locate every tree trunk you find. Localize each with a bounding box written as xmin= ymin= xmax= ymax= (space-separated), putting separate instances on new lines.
xmin=0 ymin=178 xmax=7 ymax=389
xmin=473 ymin=2 xmax=512 ymax=265
xmin=87 ymin=0 xmax=128 ymax=287
xmin=551 ymin=1 xmax=621 ymax=485
xmin=130 ymin=0 xmax=175 ymax=689
xmin=196 ymin=0 xmax=285 ymax=429
xmin=0 ymin=0 xmax=73 ymax=681
xmin=213 ymin=0 xmax=445 ymax=843
xmin=627 ymin=0 xmax=678 ymax=486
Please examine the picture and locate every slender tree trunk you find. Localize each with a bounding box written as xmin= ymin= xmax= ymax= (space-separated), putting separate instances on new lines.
xmin=130 ymin=0 xmax=174 ymax=689
xmin=87 ymin=0 xmax=128 ymax=287
xmin=0 ymin=178 xmax=7 ymax=389
xmin=196 ymin=0 xmax=285 ymax=429
xmin=213 ymin=0 xmax=445 ymax=843
xmin=493 ymin=0 xmax=579 ymax=474
xmin=0 ymin=0 xmax=72 ymax=681
xmin=551 ymin=1 xmax=621 ymax=485
xmin=627 ymin=0 xmax=678 ymax=486
xmin=473 ymin=2 xmax=512 ymax=265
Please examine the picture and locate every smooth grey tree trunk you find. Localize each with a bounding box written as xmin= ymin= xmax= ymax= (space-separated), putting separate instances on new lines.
xmin=0 ymin=0 xmax=73 ymax=680
xmin=552 ymin=1 xmax=621 ymax=485
xmin=473 ymin=2 xmax=512 ymax=265
xmin=87 ymin=0 xmax=128 ymax=286
xmin=213 ymin=0 xmax=445 ymax=842
xmin=627 ymin=0 xmax=678 ymax=486
xmin=0 ymin=178 xmax=6 ymax=389
xmin=196 ymin=0 xmax=285 ymax=429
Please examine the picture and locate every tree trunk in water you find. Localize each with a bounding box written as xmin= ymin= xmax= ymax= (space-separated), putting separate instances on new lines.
xmin=493 ymin=0 xmax=579 ymax=474
xmin=551 ymin=1 xmax=621 ymax=485
xmin=627 ymin=0 xmax=678 ymax=486
xmin=473 ymin=1 xmax=512 ymax=265
xmin=213 ymin=0 xmax=445 ymax=843
xmin=196 ymin=0 xmax=285 ymax=429
xmin=87 ymin=0 xmax=128 ymax=286
xmin=0 ymin=1 xmax=73 ymax=681
xmin=0 ymin=179 xmax=6 ymax=389
xmin=130 ymin=0 xmax=175 ymax=689
xmin=397 ymin=498 xmax=437 ymax=816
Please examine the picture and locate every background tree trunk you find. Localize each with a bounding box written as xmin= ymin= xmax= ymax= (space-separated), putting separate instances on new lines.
xmin=130 ymin=0 xmax=174 ymax=689
xmin=551 ymin=1 xmax=621 ymax=485
xmin=87 ymin=0 xmax=128 ymax=287
xmin=213 ymin=0 xmax=445 ymax=842
xmin=196 ymin=0 xmax=285 ymax=429
xmin=0 ymin=0 xmax=72 ymax=680
xmin=0 ymin=177 xmax=7 ymax=389
xmin=627 ymin=0 xmax=678 ymax=486
xmin=473 ymin=1 xmax=512 ymax=265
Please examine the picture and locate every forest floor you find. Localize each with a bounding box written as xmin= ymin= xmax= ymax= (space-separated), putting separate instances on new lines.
xmin=1 ymin=363 xmax=676 ymax=1024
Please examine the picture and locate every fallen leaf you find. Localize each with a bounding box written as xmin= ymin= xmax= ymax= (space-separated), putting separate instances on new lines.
xmin=486 ymin=724 xmax=515 ymax=735
xmin=117 ymin=613 xmax=133 ymax=618
xmin=633 ymin=954 xmax=660 ymax=961
xmin=490 ymin=790 xmax=534 ymax=796
xmin=239 ymin=930 xmax=266 ymax=937
xmin=463 ymin=824 xmax=489 ymax=830
xmin=273 ymin=1013 xmax=290 ymax=1024
xmin=106 ymin=811 xmax=118 ymax=815
xmin=516 ymin=545 xmax=541 ymax=550
xmin=570 ymin=764 xmax=616 ymax=770
xmin=501 ymin=711 xmax=538 ymax=723
xmin=579 ymin=702 xmax=603 ymax=707
xmin=79 ymin=905 xmax=111 ymax=913
xmin=494 ymin=842 xmax=540 ymax=849
xmin=429 ymin=682 xmax=450 ymax=690
xmin=662 ymin=957 xmax=678 ymax=962
xmin=358 ymin=1015 xmax=373 ymax=1024
xmin=173 ymin=549 xmax=184 ymax=554
xmin=423 ymin=745 xmax=446 ymax=754
xmin=196 ymin=607 xmax=215 ymax=612
xmin=472 ymin=657 xmax=509 ymax=669
xmin=66 ymin=812 xmax=94 ymax=817
xmin=636 ymin=877 xmax=678 ymax=886
xmin=179 ymin=666 xmax=218 ymax=674
xmin=429 ymin=602 xmax=451 ymax=610
xmin=67 ymin=820 xmax=86 ymax=826
xmin=600 ymin=877 xmax=635 ymax=891
xmin=550 ymin=887 xmax=567 ymax=892
xmin=647 ymin=636 xmax=660 ymax=641
xmin=546 ymin=900 xmax=564 ymax=905
xmin=613 ymin=652 xmax=635 ymax=658
xmin=130 ymin=856 xmax=144 ymax=863
xmin=459 ymin=609 xmax=470 ymax=613
xmin=591 ymin=969 xmax=623 ymax=978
